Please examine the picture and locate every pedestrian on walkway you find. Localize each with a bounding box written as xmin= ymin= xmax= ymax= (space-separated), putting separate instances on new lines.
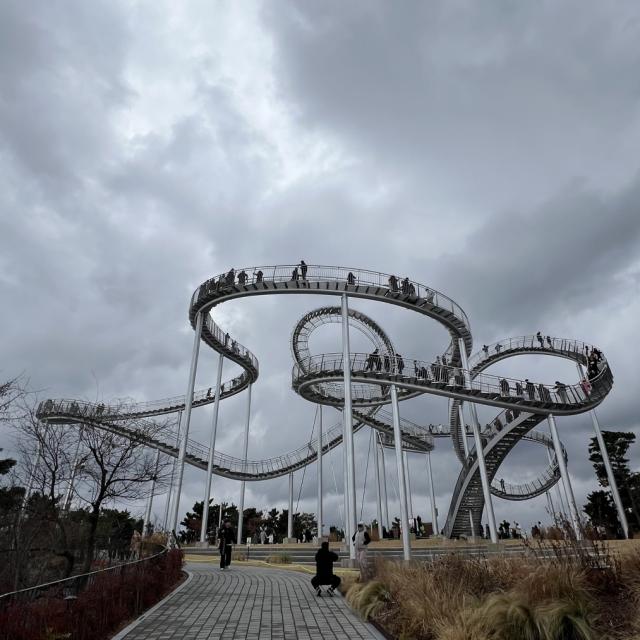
xmin=300 ymin=260 xmax=308 ymax=280
xmin=218 ymin=519 xmax=235 ymax=569
xmin=311 ymin=541 xmax=341 ymax=596
xmin=554 ymin=381 xmax=568 ymax=403
xmin=352 ymin=521 xmax=371 ymax=580
xmin=524 ymin=379 xmax=536 ymax=401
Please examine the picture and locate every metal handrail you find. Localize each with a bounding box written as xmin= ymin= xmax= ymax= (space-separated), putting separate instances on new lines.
xmin=293 ymin=352 xmax=612 ymax=410
xmin=0 ymin=546 xmax=168 ymax=603
xmin=193 ymin=264 xmax=471 ymax=334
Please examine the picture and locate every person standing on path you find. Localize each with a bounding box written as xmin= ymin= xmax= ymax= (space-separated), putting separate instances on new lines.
xmin=352 ymin=521 xmax=371 ymax=580
xmin=218 ymin=519 xmax=235 ymax=570
xmin=311 ymin=542 xmax=341 ymax=596
xmin=300 ymin=260 xmax=308 ymax=280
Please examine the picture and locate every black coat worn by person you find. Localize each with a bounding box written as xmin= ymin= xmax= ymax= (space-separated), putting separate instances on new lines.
xmin=311 ymin=546 xmax=341 ymax=590
xmin=219 ymin=526 xmax=235 ymax=569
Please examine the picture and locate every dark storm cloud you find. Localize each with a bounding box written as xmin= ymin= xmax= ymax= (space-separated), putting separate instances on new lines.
xmin=1 ymin=1 xmax=639 ymax=530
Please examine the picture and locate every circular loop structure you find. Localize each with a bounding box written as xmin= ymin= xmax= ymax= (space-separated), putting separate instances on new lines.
xmin=36 ymin=264 xmax=613 ymax=538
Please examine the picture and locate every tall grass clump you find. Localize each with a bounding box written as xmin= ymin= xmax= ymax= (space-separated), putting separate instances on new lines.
xmin=345 ymin=580 xmax=389 ymax=620
xmin=345 ymin=552 xmax=607 ymax=640
xmin=266 ymin=553 xmax=292 ymax=564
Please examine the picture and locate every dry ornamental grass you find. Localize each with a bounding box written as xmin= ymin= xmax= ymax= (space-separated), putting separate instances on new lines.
xmin=344 ymin=537 xmax=640 ymax=640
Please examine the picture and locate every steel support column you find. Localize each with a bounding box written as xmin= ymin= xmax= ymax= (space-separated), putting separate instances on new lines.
xmin=288 ymin=471 xmax=294 ymax=540
xmin=63 ymin=425 xmax=84 ymax=512
xmin=379 ymin=435 xmax=390 ymax=532
xmin=576 ymin=363 xmax=629 ymax=539
xmin=170 ymin=311 xmax=204 ymax=533
xmin=143 ymin=449 xmax=161 ymax=537
xmin=237 ymin=383 xmax=252 ymax=545
xmin=341 ymin=293 xmax=357 ymax=560
xmin=163 ymin=411 xmax=181 ymax=532
xmin=547 ymin=414 xmax=581 ymax=539
xmin=426 ymin=451 xmax=438 ymax=535
xmin=373 ymin=430 xmax=383 ymax=539
xmin=21 ymin=440 xmax=43 ymax=518
xmin=458 ymin=405 xmax=469 ymax=458
xmin=200 ymin=353 xmax=225 ymax=543
xmin=458 ymin=338 xmax=498 ymax=543
xmin=404 ymin=451 xmax=414 ymax=522
xmin=317 ymin=406 xmax=324 ymax=538
xmin=391 ymin=385 xmax=411 ymax=560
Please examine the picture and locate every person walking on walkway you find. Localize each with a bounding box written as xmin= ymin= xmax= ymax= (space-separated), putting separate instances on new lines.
xmin=396 ymin=353 xmax=405 ymax=375
xmin=352 ymin=521 xmax=371 ymax=580
xmin=311 ymin=541 xmax=341 ymax=596
xmin=525 ymin=379 xmax=536 ymax=401
xmin=218 ymin=519 xmax=235 ymax=570
xmin=300 ymin=260 xmax=308 ymax=280
xmin=554 ymin=381 xmax=568 ymax=403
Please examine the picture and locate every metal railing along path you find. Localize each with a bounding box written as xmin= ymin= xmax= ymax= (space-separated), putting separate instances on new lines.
xmin=0 ymin=546 xmax=168 ymax=604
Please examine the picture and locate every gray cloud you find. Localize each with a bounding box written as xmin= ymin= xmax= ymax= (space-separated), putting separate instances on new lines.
xmin=1 ymin=1 xmax=639 ymax=533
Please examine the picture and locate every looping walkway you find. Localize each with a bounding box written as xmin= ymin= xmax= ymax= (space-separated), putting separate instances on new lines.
xmin=117 ymin=563 xmax=383 ymax=640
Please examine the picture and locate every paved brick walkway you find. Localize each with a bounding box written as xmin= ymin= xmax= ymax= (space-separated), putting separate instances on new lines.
xmin=117 ymin=563 xmax=383 ymax=640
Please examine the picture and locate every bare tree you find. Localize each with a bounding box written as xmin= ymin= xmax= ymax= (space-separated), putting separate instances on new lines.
xmin=72 ymin=413 xmax=171 ymax=572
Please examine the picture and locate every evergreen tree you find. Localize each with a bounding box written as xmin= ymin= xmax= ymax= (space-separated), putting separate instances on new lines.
xmin=585 ymin=430 xmax=640 ymax=531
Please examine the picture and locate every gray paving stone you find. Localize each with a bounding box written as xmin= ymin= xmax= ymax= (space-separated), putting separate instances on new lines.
xmin=118 ymin=562 xmax=383 ymax=640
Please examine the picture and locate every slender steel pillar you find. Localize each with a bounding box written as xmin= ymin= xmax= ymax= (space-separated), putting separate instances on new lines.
xmin=63 ymin=425 xmax=85 ymax=512
xmin=170 ymin=312 xmax=204 ymax=533
xmin=458 ymin=338 xmax=498 ymax=543
xmin=547 ymin=414 xmax=581 ymax=539
xmin=237 ymin=384 xmax=252 ymax=545
xmin=458 ymin=405 xmax=469 ymax=458
xmin=546 ymin=491 xmax=555 ymax=518
xmin=391 ymin=385 xmax=411 ymax=560
xmin=163 ymin=411 xmax=182 ymax=531
xmin=426 ymin=451 xmax=438 ymax=535
xmin=218 ymin=501 xmax=223 ymax=531
xmin=379 ymin=435 xmax=390 ymax=531
xmin=200 ymin=353 xmax=225 ymax=543
xmin=287 ymin=472 xmax=294 ymax=540
xmin=469 ymin=510 xmax=476 ymax=538
xmin=341 ymin=293 xmax=357 ymax=559
xmin=576 ymin=363 xmax=629 ymax=538
xmin=373 ymin=431 xmax=384 ymax=539
xmin=547 ymin=445 xmax=568 ymax=518
xmin=404 ymin=451 xmax=414 ymax=522
xmin=21 ymin=440 xmax=43 ymax=517
xmin=143 ymin=449 xmax=161 ymax=536
xmin=317 ymin=406 xmax=324 ymax=538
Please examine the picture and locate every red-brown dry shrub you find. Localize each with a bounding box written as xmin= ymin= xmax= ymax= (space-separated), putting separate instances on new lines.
xmin=0 ymin=549 xmax=183 ymax=640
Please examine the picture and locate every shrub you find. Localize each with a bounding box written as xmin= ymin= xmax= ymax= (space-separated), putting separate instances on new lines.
xmin=266 ymin=553 xmax=292 ymax=564
xmin=346 ymin=580 xmax=389 ymax=621
xmin=0 ymin=549 xmax=184 ymax=640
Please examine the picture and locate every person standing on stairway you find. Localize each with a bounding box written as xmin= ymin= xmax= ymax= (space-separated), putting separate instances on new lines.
xmin=352 ymin=521 xmax=371 ymax=580
xmin=218 ymin=519 xmax=235 ymax=570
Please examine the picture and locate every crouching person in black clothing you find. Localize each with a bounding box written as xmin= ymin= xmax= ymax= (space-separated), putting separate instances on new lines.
xmin=311 ymin=542 xmax=341 ymax=597
xmin=218 ymin=520 xmax=235 ymax=570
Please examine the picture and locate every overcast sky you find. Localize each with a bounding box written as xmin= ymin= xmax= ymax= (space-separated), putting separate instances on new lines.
xmin=1 ymin=1 xmax=640 ymax=535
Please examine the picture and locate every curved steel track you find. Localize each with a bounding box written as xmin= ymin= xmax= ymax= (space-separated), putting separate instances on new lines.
xmin=36 ymin=264 xmax=612 ymax=537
